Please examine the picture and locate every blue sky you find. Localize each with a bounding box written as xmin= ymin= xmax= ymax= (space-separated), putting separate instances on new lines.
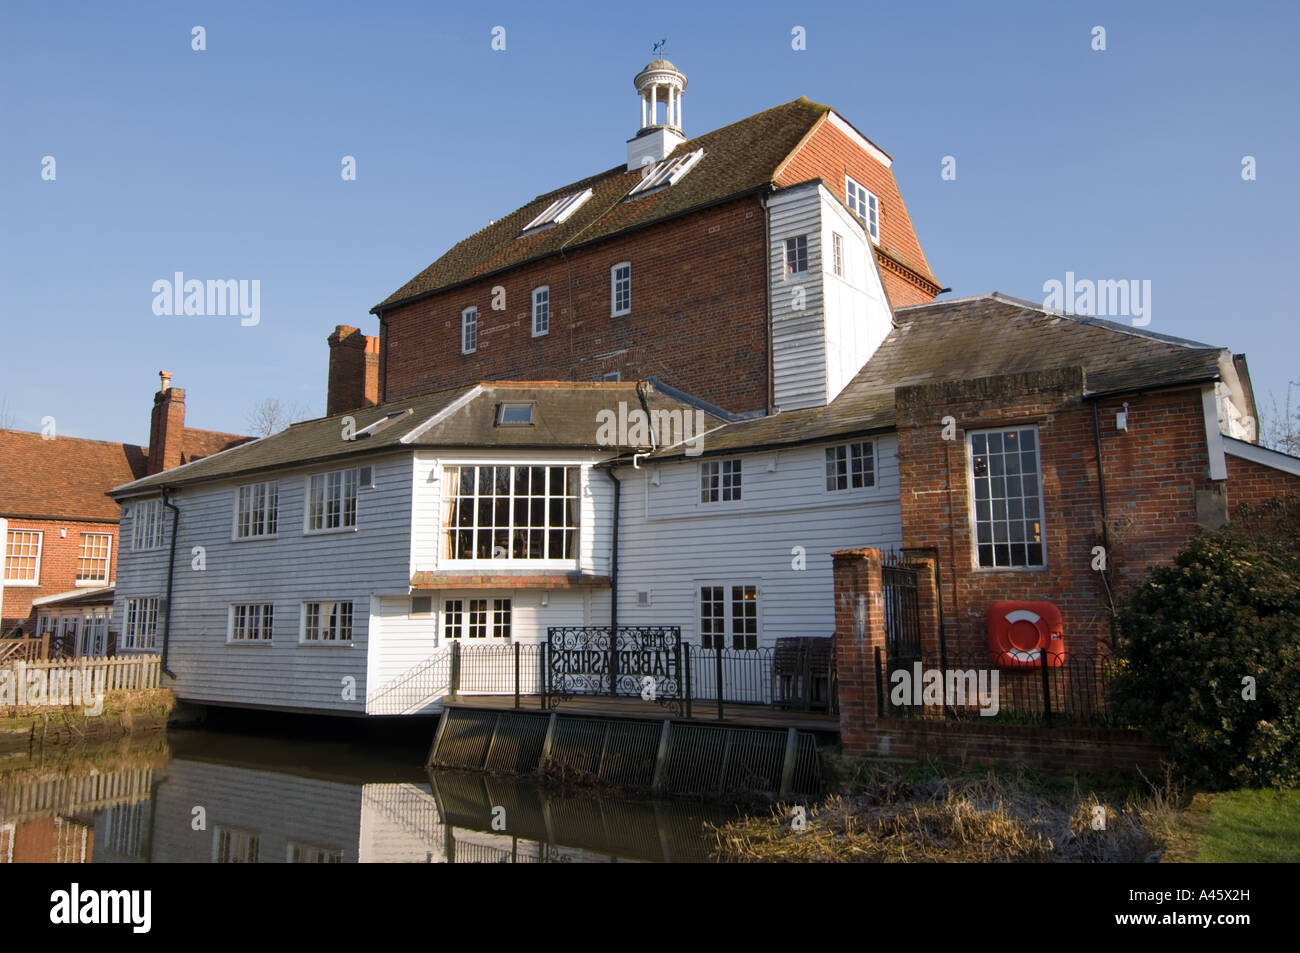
xmin=2 ymin=0 xmax=1297 ymax=444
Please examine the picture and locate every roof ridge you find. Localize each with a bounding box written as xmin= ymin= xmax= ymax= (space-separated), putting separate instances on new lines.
xmin=0 ymin=428 xmax=146 ymax=451
xmin=898 ymin=291 xmax=1223 ymax=351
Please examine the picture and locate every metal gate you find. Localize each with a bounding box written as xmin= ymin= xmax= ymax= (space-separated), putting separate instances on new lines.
xmin=882 ymin=562 xmax=921 ymax=660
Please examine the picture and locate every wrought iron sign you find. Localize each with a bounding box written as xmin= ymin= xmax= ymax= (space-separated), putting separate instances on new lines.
xmin=546 ymin=625 xmax=684 ymax=713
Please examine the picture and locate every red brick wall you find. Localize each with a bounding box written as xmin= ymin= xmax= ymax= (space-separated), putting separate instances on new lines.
xmin=856 ymin=719 xmax=1167 ymax=774
xmin=1226 ymin=453 xmax=1300 ymax=508
xmin=381 ymin=196 xmax=771 ymax=413
xmin=895 ymin=371 xmax=1217 ymax=658
xmin=775 ymin=117 xmax=940 ymax=307
xmin=2 ymin=517 xmax=117 ymax=631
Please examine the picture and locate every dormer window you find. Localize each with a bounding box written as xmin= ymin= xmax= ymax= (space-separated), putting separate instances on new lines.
xmin=520 ymin=188 xmax=593 ymax=234
xmin=627 ymin=149 xmax=704 ymax=198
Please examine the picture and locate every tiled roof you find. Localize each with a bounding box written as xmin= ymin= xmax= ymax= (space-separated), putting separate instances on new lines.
xmin=110 ymin=382 xmax=725 ymax=495
xmin=373 ymin=99 xmax=834 ymax=311
xmin=654 ymin=293 xmax=1230 ymax=457
xmin=180 ymin=427 xmax=254 ymax=464
xmin=0 ymin=430 xmax=148 ymax=521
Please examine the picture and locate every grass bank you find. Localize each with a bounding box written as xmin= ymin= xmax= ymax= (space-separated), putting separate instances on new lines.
xmin=710 ymin=755 xmax=1181 ymax=862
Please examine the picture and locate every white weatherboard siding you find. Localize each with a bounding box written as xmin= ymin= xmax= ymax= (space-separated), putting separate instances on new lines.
xmin=112 ymin=452 xmax=415 ymax=714
xmin=615 ymin=436 xmax=902 ymax=644
xmin=820 ymin=188 xmax=893 ymax=402
xmin=769 ymin=183 xmax=892 ymax=411
xmin=769 ymin=183 xmax=828 ymax=410
xmin=364 ymin=588 xmax=598 ymax=710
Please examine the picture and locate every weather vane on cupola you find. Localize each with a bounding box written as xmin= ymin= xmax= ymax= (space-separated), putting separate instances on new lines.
xmin=652 ymin=38 xmax=667 ymax=56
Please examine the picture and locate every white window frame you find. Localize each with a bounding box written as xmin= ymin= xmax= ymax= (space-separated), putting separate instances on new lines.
xmin=611 ymin=262 xmax=631 ymax=317
xmin=131 ymin=499 xmax=166 ymax=551
xmin=825 ymin=441 xmax=876 ymax=492
xmin=698 ymin=582 xmax=760 ymax=651
xmin=967 ymin=425 xmax=1048 ymax=571
xmin=831 ymin=232 xmax=844 ymax=277
xmin=122 ymin=597 xmax=159 ymax=651
xmin=442 ymin=597 xmax=512 ymax=640
xmin=627 ymin=148 xmax=704 ymax=196
xmin=227 ymin=603 xmax=274 ymax=643
xmin=700 ymin=459 xmax=742 ymax=503
xmin=3 ymin=529 xmax=43 ymax=586
xmin=845 ymin=175 xmax=879 ymax=243
xmin=784 ymin=235 xmax=809 ymax=276
xmin=520 ymin=187 xmax=593 ymax=233
xmin=75 ymin=532 xmax=113 ymax=585
xmin=212 ymin=825 xmax=260 ymax=864
xmin=300 ymin=600 xmax=354 ymax=644
xmin=461 ymin=306 xmax=478 ymax=354
xmin=532 ymin=285 xmax=550 ymax=337
xmin=441 ymin=463 xmax=580 ymax=563
xmin=286 ymin=842 xmax=343 ymax=863
xmin=304 ymin=469 xmax=359 ymax=534
xmin=232 ymin=481 xmax=279 ymax=540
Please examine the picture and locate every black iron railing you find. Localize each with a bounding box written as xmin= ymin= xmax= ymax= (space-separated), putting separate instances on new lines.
xmin=876 ymin=644 xmax=1119 ymax=728
xmin=436 ymin=635 xmax=838 ymax=720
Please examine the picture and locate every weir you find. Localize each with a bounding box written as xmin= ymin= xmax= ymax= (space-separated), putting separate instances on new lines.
xmin=428 ymin=705 xmax=824 ymax=798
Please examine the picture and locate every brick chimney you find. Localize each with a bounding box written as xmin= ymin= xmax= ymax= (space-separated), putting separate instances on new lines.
xmin=148 ymin=371 xmax=186 ymax=475
xmin=327 ymin=325 xmax=380 ymax=416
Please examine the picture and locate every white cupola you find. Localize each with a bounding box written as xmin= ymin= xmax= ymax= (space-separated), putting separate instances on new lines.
xmin=627 ymin=58 xmax=687 ymax=172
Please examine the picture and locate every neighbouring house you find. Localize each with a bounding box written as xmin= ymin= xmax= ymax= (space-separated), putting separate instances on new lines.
xmin=0 ymin=372 xmax=249 ymax=654
xmin=104 ymin=59 xmax=1300 ymax=723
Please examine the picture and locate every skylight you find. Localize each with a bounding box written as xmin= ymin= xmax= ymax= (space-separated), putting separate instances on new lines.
xmin=495 ymin=402 xmax=535 ymax=426
xmin=520 ymin=188 xmax=593 ymax=234
xmin=354 ymin=409 xmax=412 ymax=439
xmin=627 ymin=149 xmax=704 ymax=198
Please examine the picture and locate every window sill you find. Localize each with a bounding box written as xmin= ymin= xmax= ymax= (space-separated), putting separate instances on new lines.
xmin=231 ymin=533 xmax=280 ymax=543
xmin=302 ymin=526 xmax=359 ymax=537
xmin=971 ymin=564 xmax=1049 ymax=574
xmin=74 ymin=579 xmax=110 ymax=588
xmin=227 ymin=639 xmax=274 ymax=646
xmin=297 ymin=640 xmax=355 ymax=647
xmin=1 ymin=580 xmax=38 ymax=587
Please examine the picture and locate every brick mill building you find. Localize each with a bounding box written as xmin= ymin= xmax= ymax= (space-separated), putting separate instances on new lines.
xmin=103 ymin=58 xmax=1300 ymax=731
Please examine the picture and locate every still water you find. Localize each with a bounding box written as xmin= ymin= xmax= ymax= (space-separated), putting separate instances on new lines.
xmin=0 ymin=728 xmax=741 ymax=863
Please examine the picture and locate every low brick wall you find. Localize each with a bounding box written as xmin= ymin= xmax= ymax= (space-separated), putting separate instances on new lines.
xmin=857 ymin=718 xmax=1167 ymax=774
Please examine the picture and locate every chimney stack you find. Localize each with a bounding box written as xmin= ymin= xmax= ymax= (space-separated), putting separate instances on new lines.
xmin=148 ymin=371 xmax=186 ymax=475
xmin=327 ymin=325 xmax=380 ymax=416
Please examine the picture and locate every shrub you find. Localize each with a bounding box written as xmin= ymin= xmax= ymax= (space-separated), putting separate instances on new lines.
xmin=1111 ymin=520 xmax=1300 ymax=790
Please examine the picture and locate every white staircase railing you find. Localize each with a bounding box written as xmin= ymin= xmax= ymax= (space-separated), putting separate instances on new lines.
xmin=366 ymin=648 xmax=453 ymax=715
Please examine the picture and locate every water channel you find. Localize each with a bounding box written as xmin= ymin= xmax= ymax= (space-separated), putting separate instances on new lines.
xmin=0 ymin=723 xmax=745 ymax=863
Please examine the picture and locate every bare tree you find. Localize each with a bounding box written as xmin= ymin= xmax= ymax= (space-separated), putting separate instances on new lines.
xmin=1260 ymin=378 xmax=1300 ymax=457
xmin=245 ymin=398 xmax=314 ymax=437
xmin=0 ymin=395 xmax=15 ymax=430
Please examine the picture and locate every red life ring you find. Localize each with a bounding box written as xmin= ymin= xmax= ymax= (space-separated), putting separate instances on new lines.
xmin=987 ymin=601 xmax=1064 ymax=668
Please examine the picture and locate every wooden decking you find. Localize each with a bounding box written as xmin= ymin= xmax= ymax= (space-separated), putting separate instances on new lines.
xmin=446 ymin=693 xmax=841 ymax=733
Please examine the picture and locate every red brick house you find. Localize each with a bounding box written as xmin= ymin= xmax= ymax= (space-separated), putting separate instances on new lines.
xmin=0 ymin=372 xmax=249 ymax=651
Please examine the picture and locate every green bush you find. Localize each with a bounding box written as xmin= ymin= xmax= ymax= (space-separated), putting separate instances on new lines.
xmin=1110 ymin=516 xmax=1300 ymax=790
